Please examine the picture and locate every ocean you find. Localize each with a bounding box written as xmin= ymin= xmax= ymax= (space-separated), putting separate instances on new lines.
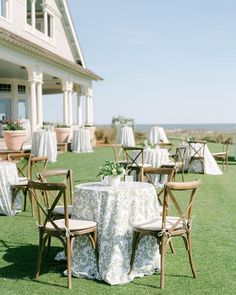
xmin=96 ymin=123 xmax=236 ymax=133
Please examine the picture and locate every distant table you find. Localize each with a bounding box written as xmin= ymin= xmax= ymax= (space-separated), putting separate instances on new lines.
xmin=0 ymin=161 xmax=20 ymax=216
xmin=149 ymin=126 xmax=169 ymax=144
xmin=181 ymin=143 xmax=222 ymax=175
xmin=31 ymin=130 xmax=57 ymax=163
xmin=71 ymin=181 xmax=160 ymax=285
xmin=71 ymin=128 xmax=93 ymax=153
xmin=121 ymin=126 xmax=135 ymax=147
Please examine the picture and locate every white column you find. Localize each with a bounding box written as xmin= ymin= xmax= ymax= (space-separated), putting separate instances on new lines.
xmin=77 ymin=93 xmax=82 ymax=126
xmin=12 ymin=82 xmax=18 ymax=120
xmin=36 ymin=81 xmax=43 ymax=127
xmin=29 ymin=80 xmax=37 ymax=132
xmin=31 ymin=0 xmax=36 ymax=29
xmin=89 ymin=96 xmax=94 ymax=126
xmin=68 ymin=90 xmax=73 ymax=126
xmin=63 ymin=90 xmax=68 ymax=125
xmin=85 ymin=95 xmax=90 ymax=126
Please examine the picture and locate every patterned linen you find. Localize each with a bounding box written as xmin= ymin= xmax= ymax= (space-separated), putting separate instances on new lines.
xmin=31 ymin=130 xmax=57 ymax=162
xmin=71 ymin=128 xmax=93 ymax=153
xmin=71 ymin=181 xmax=160 ymax=285
xmin=0 ymin=161 xmax=20 ymax=216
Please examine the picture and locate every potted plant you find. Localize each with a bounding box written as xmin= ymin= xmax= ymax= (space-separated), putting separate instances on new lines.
xmin=54 ymin=123 xmax=71 ymax=143
xmin=2 ymin=120 xmax=26 ymax=150
xmin=97 ymin=161 xmax=126 ymax=186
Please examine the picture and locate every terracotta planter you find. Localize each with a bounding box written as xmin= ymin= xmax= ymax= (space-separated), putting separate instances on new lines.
xmin=54 ymin=127 xmax=71 ymax=143
xmin=3 ymin=130 xmax=26 ymax=150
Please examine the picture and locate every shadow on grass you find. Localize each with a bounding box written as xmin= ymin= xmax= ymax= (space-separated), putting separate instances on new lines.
xmin=0 ymin=241 xmax=106 ymax=289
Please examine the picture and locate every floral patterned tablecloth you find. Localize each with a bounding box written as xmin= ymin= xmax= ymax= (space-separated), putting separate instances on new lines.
xmin=71 ymin=181 xmax=160 ymax=285
xmin=0 ymin=161 xmax=20 ymax=216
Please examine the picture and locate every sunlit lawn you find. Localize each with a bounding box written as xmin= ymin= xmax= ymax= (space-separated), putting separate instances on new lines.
xmin=0 ymin=144 xmax=235 ymax=295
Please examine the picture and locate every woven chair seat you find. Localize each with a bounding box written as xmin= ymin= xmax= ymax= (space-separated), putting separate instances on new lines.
xmin=46 ymin=219 xmax=97 ymax=232
xmin=212 ymin=152 xmax=226 ymax=157
xmin=133 ymin=216 xmax=185 ymax=231
xmin=12 ymin=179 xmax=29 ymax=187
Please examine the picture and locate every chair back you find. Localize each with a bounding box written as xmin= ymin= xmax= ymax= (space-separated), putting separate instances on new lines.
xmin=143 ymin=167 xmax=176 ymax=205
xmin=188 ymin=141 xmax=206 ymax=159
xmin=111 ymin=144 xmax=126 ymax=163
xmin=175 ymin=146 xmax=187 ymax=163
xmin=162 ymin=179 xmax=201 ymax=235
xmin=123 ymin=146 xmax=144 ymax=167
xmin=222 ymin=139 xmax=230 ymax=153
xmin=38 ymin=169 xmax=73 ymax=206
xmin=28 ymin=180 xmax=69 ymax=233
xmin=7 ymin=152 xmax=31 ymax=178
xmin=156 ymin=142 xmax=173 ymax=152
xmin=29 ymin=156 xmax=48 ymax=180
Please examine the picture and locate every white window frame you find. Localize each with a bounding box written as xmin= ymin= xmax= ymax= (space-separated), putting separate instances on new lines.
xmin=0 ymin=0 xmax=12 ymax=21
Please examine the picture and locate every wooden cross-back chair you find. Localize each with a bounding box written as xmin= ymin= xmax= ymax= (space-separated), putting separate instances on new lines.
xmin=30 ymin=156 xmax=48 ymax=180
xmin=156 ymin=142 xmax=173 ymax=153
xmin=8 ymin=152 xmax=31 ymax=212
xmin=128 ymin=179 xmax=201 ymax=289
xmin=187 ymin=141 xmax=206 ymax=174
xmin=123 ymin=146 xmax=148 ymax=181
xmin=28 ymin=180 xmax=98 ymax=289
xmin=212 ymin=139 xmax=230 ymax=171
xmin=142 ymin=167 xmax=176 ymax=206
xmin=111 ymin=144 xmax=127 ymax=164
xmin=173 ymin=146 xmax=188 ymax=181
xmin=38 ymin=169 xmax=73 ymax=218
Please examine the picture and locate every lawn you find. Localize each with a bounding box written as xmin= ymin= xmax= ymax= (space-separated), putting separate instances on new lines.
xmin=0 ymin=144 xmax=235 ymax=295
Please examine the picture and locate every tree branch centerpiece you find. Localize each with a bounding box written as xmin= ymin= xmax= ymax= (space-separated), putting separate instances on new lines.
xmin=98 ymin=161 xmax=126 ymax=186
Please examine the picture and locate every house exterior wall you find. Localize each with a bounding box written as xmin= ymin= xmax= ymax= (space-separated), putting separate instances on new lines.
xmin=0 ymin=0 xmax=75 ymax=62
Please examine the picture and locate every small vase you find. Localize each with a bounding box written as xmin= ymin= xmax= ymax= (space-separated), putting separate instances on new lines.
xmin=107 ymin=175 xmax=121 ymax=186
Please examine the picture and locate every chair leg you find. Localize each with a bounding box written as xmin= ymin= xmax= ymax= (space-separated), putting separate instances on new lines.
xmin=187 ymin=233 xmax=197 ymax=278
xmin=35 ymin=230 xmax=44 ymax=279
xmin=23 ymin=189 xmax=27 ymax=212
xmin=128 ymin=231 xmax=140 ymax=275
xmin=66 ymin=236 xmax=72 ymax=289
xmin=160 ymin=237 xmax=166 ymax=289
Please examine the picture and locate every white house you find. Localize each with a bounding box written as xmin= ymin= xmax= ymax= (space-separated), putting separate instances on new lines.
xmin=0 ymin=0 xmax=102 ymax=133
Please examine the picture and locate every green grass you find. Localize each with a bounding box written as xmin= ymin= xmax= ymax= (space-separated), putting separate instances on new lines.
xmin=0 ymin=144 xmax=236 ymax=295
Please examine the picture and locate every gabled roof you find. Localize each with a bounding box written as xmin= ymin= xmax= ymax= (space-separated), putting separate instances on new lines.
xmin=56 ymin=0 xmax=86 ymax=68
xmin=0 ymin=27 xmax=103 ymax=81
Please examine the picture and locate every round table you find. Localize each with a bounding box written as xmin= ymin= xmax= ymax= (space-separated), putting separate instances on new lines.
xmin=149 ymin=126 xmax=169 ymax=144
xmin=31 ymin=130 xmax=57 ymax=163
xmin=71 ymin=128 xmax=93 ymax=153
xmin=0 ymin=161 xmax=20 ymax=216
xmin=121 ymin=126 xmax=135 ymax=147
xmin=70 ymin=181 xmax=160 ymax=285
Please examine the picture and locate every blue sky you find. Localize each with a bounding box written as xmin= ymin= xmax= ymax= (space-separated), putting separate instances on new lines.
xmin=45 ymin=0 xmax=236 ymax=124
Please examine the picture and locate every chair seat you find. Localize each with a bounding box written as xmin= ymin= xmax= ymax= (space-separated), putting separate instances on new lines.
xmin=46 ymin=218 xmax=97 ymax=232
xmin=133 ymin=216 xmax=185 ymax=231
xmin=212 ymin=152 xmax=226 ymax=157
xmin=53 ymin=205 xmax=73 ymax=216
xmin=12 ymin=179 xmax=29 ymax=187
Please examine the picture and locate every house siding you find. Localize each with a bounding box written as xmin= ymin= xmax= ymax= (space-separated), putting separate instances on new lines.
xmin=0 ymin=0 xmax=75 ymax=63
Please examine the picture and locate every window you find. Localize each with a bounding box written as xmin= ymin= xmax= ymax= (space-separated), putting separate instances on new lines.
xmin=0 ymin=0 xmax=7 ymax=19
xmin=18 ymin=85 xmax=26 ymax=94
xmin=0 ymin=98 xmax=12 ymax=120
xmin=26 ymin=0 xmax=53 ymax=38
xmin=26 ymin=0 xmax=31 ymax=25
xmin=18 ymin=99 xmax=26 ymax=119
xmin=0 ymin=83 xmax=11 ymax=93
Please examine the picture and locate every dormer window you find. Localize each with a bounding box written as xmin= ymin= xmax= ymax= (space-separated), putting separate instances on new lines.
xmin=0 ymin=0 xmax=11 ymax=20
xmin=26 ymin=0 xmax=54 ymax=39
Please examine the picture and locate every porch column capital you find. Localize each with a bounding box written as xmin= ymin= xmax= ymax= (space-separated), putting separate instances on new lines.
xmin=62 ymin=80 xmax=73 ymax=92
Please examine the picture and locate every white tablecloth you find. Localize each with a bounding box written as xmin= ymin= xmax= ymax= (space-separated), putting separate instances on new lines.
xmin=149 ymin=126 xmax=169 ymax=144
xmin=71 ymin=128 xmax=93 ymax=153
xmin=31 ymin=130 xmax=57 ymax=163
xmin=20 ymin=119 xmax=31 ymax=141
xmin=183 ymin=143 xmax=222 ymax=175
xmin=70 ymin=182 xmax=160 ymax=285
xmin=121 ymin=126 xmax=135 ymax=147
xmin=0 ymin=161 xmax=20 ymax=216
